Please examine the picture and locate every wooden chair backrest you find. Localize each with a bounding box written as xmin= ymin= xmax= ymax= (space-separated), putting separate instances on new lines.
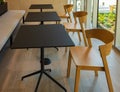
xmin=73 ymin=11 xmax=87 ymax=24
xmin=86 ymin=29 xmax=114 ymax=56
xmin=73 ymin=11 xmax=88 ymax=46
xmin=64 ymin=4 xmax=73 ymax=15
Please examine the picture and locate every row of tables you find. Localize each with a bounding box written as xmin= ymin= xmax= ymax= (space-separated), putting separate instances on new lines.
xmin=24 ymin=4 xmax=60 ymax=24
xmin=11 ymin=4 xmax=74 ymax=92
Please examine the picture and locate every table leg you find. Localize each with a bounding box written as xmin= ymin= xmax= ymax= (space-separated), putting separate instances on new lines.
xmin=40 ymin=9 xmax=42 ymax=12
xmin=21 ymin=45 xmax=66 ymax=92
xmin=39 ymin=48 xmax=67 ymax=92
xmin=35 ymin=71 xmax=43 ymax=92
xmin=21 ymin=70 xmax=41 ymax=80
xmin=44 ymin=71 xmax=67 ymax=92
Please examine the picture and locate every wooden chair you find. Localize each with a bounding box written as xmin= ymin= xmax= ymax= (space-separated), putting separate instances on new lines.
xmin=63 ymin=11 xmax=88 ymax=46
xmin=59 ymin=4 xmax=73 ymax=23
xmin=67 ymin=29 xmax=114 ymax=92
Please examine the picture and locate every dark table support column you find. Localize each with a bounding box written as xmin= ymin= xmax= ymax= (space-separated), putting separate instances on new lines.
xmin=21 ymin=48 xmax=67 ymax=92
xmin=38 ymin=48 xmax=67 ymax=92
xmin=40 ymin=9 xmax=42 ymax=12
xmin=34 ymin=47 xmax=44 ymax=92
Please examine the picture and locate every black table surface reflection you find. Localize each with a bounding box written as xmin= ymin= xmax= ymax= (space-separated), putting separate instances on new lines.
xmin=29 ymin=4 xmax=53 ymax=12
xmin=25 ymin=12 xmax=61 ymax=23
xmin=12 ymin=24 xmax=73 ymax=48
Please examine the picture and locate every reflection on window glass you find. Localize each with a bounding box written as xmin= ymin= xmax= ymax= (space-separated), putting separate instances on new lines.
xmin=77 ymin=0 xmax=81 ymax=11
xmin=98 ymin=0 xmax=116 ymax=33
xmin=69 ymin=0 xmax=81 ymax=11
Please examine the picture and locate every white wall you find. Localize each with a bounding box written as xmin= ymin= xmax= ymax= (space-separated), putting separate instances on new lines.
xmin=5 ymin=0 xmax=67 ymax=14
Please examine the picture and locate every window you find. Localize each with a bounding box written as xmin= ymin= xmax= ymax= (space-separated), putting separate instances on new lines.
xmin=97 ymin=0 xmax=116 ymax=33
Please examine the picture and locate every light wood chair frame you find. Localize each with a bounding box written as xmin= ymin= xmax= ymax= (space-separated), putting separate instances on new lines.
xmin=64 ymin=11 xmax=88 ymax=46
xmin=59 ymin=4 xmax=73 ymax=23
xmin=74 ymin=11 xmax=88 ymax=46
xmin=67 ymin=29 xmax=114 ymax=92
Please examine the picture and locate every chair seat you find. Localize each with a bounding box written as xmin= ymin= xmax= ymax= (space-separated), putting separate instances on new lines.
xmin=63 ymin=22 xmax=81 ymax=31
xmin=67 ymin=29 xmax=114 ymax=92
xmin=70 ymin=46 xmax=103 ymax=68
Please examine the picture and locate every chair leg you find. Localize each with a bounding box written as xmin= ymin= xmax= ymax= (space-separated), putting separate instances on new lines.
xmin=74 ymin=67 xmax=80 ymax=92
xmin=69 ymin=17 xmax=72 ymax=23
xmin=67 ymin=18 xmax=69 ymax=22
xmin=77 ymin=32 xmax=81 ymax=42
xmin=67 ymin=52 xmax=72 ymax=77
xmin=104 ymin=69 xmax=114 ymax=92
xmin=95 ymin=70 xmax=98 ymax=76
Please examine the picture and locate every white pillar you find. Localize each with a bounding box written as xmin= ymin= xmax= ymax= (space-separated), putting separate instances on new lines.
xmin=86 ymin=0 xmax=93 ymax=28
xmin=115 ymin=0 xmax=120 ymax=47
xmin=92 ymin=0 xmax=98 ymax=28
xmin=80 ymin=0 xmax=84 ymax=11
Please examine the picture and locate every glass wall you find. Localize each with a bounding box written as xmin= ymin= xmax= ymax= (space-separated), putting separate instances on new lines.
xmin=115 ymin=0 xmax=120 ymax=50
xmin=69 ymin=0 xmax=84 ymax=11
xmin=68 ymin=0 xmax=120 ymax=51
xmin=76 ymin=0 xmax=81 ymax=11
xmin=97 ymin=0 xmax=117 ymax=33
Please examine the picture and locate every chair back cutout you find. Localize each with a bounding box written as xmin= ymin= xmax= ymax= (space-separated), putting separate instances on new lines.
xmin=86 ymin=29 xmax=114 ymax=56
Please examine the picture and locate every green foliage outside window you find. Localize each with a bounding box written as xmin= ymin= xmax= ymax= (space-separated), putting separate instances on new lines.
xmin=98 ymin=12 xmax=116 ymax=32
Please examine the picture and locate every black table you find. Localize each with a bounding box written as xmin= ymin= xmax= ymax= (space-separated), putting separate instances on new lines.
xmin=11 ymin=24 xmax=74 ymax=92
xmin=24 ymin=11 xmax=61 ymax=56
xmin=29 ymin=4 xmax=53 ymax=12
xmin=25 ymin=12 xmax=61 ymax=24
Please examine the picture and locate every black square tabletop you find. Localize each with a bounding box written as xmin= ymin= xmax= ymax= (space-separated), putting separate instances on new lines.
xmin=25 ymin=12 xmax=61 ymax=22
xmin=12 ymin=24 xmax=74 ymax=49
xmin=29 ymin=4 xmax=53 ymax=9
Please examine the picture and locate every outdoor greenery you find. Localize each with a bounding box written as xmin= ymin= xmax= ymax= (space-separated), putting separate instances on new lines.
xmin=98 ymin=12 xmax=115 ymax=28
xmin=98 ymin=12 xmax=116 ymax=31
